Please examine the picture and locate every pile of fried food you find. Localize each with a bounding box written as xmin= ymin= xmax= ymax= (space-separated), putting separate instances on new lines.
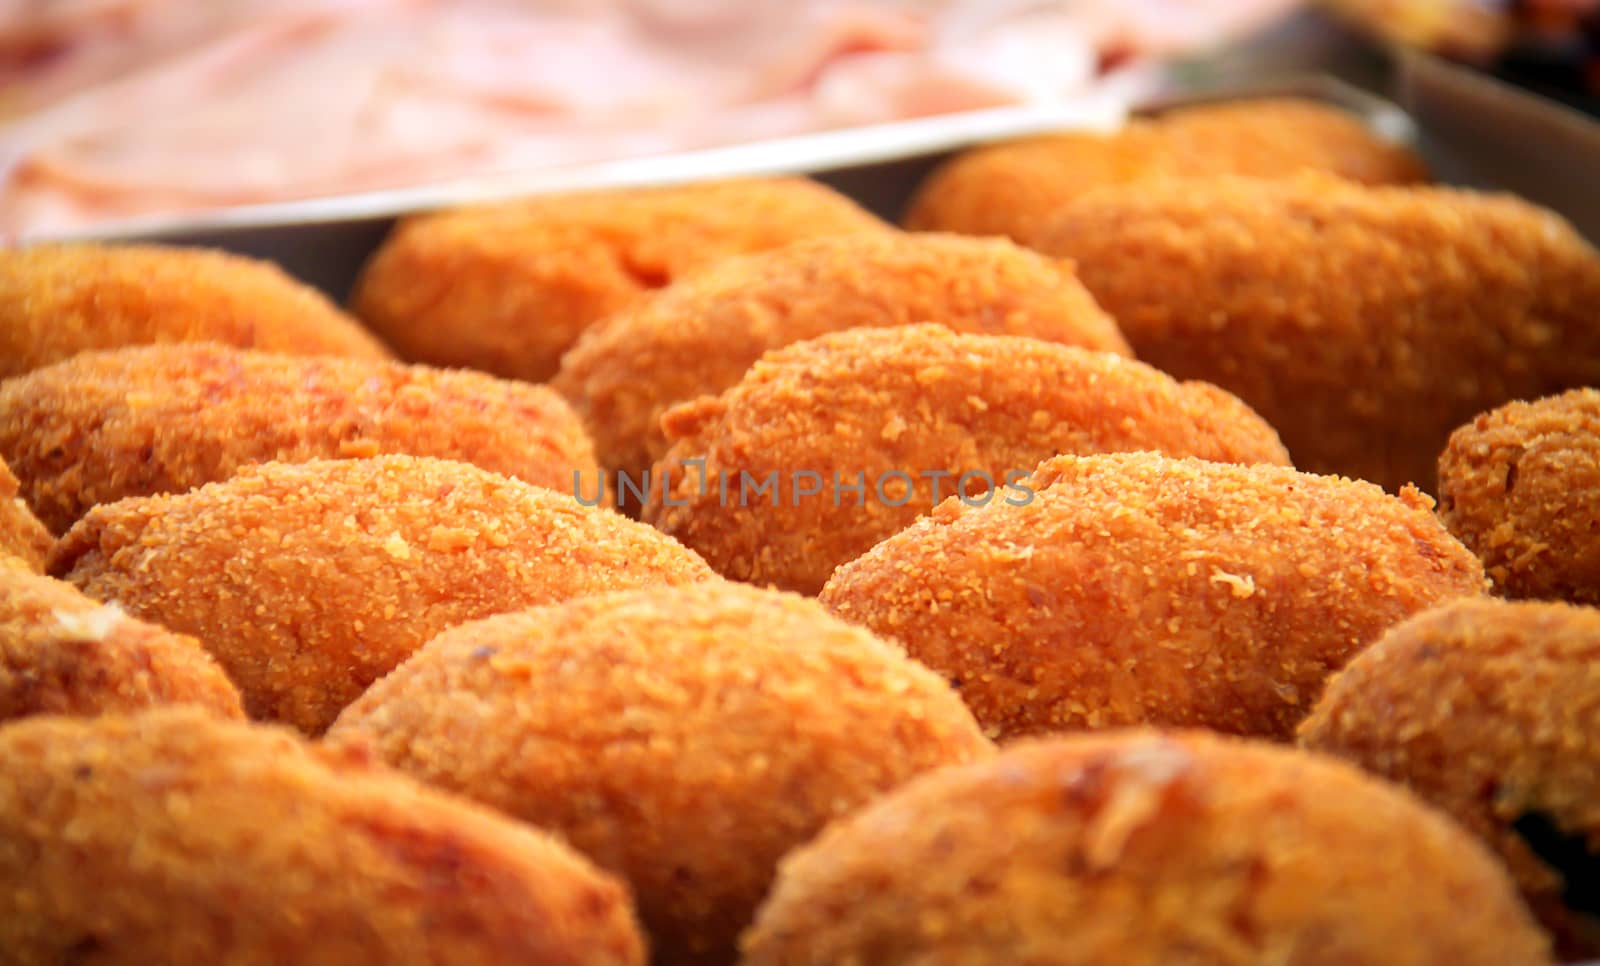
xmin=3 ymin=97 xmax=1600 ymax=965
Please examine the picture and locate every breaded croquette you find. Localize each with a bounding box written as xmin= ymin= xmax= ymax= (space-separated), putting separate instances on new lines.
xmin=644 ymin=326 xmax=1289 ymax=595
xmin=0 ymin=456 xmax=49 ymax=570
xmin=1437 ymin=389 xmax=1600 ymax=604
xmin=0 ymin=343 xmax=608 ymax=534
xmin=1032 ymin=175 xmax=1600 ymax=492
xmin=50 ymin=456 xmax=713 ymax=734
xmin=350 ymin=178 xmax=887 ymax=383
xmin=0 ymin=244 xmax=390 ymax=379
xmin=904 ymin=97 xmax=1429 ymax=243
xmin=554 ymin=232 xmax=1131 ymax=490
xmin=0 ymin=709 xmax=645 ymax=964
xmin=1301 ymin=598 xmax=1600 ymax=958
xmin=819 ymin=453 xmax=1485 ymax=741
xmin=328 ymin=582 xmax=992 ymax=964
xmin=1 ymin=556 xmax=242 ymax=723
xmin=741 ymin=730 xmax=1550 ymax=965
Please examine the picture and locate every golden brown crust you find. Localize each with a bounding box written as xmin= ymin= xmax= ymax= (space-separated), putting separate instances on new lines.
xmin=819 ymin=452 xmax=1485 ymax=741
xmin=50 ymin=456 xmax=713 ymax=734
xmin=0 ymin=343 xmax=607 ymax=534
xmin=329 ymin=582 xmax=991 ymax=963
xmin=0 ymin=457 xmax=50 ymax=570
xmin=553 ymin=232 xmax=1130 ymax=489
xmin=741 ymin=730 xmax=1549 ymax=965
xmin=0 ymin=244 xmax=390 ymax=378
xmin=0 ymin=709 xmax=645 ymax=964
xmin=643 ymin=326 xmax=1288 ymax=594
xmin=1030 ymin=176 xmax=1600 ymax=492
xmin=1299 ymin=598 xmax=1600 ymax=958
xmin=0 ymin=557 xmax=242 ymax=723
xmin=350 ymin=178 xmax=887 ymax=383
xmin=904 ymin=97 xmax=1429 ymax=243
xmin=1437 ymin=389 xmax=1600 ymax=604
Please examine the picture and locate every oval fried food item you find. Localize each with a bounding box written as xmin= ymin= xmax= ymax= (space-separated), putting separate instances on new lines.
xmin=0 ymin=457 xmax=50 ymax=570
xmin=741 ymin=730 xmax=1551 ymax=966
xmin=350 ymin=178 xmax=888 ymax=383
xmin=1301 ymin=598 xmax=1600 ymax=959
xmin=1437 ymin=389 xmax=1600 ymax=604
xmin=554 ymin=232 xmax=1130 ymax=490
xmin=1031 ymin=176 xmax=1600 ymax=492
xmin=0 ymin=243 xmax=390 ymax=378
xmin=819 ymin=452 xmax=1485 ymax=741
xmin=0 ymin=556 xmax=242 ymax=723
xmin=904 ymin=97 xmax=1429 ymax=243
xmin=50 ymin=456 xmax=713 ymax=734
xmin=329 ymin=582 xmax=992 ymax=964
xmin=0 ymin=343 xmax=606 ymax=534
xmin=0 ymin=708 xmax=645 ymax=964
xmin=644 ymin=326 xmax=1289 ymax=594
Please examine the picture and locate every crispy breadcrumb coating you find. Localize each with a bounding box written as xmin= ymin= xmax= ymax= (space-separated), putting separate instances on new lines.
xmin=0 ymin=343 xmax=607 ymax=534
xmin=644 ymin=326 xmax=1288 ymax=594
xmin=1437 ymin=389 xmax=1600 ymax=604
xmin=741 ymin=730 xmax=1551 ymax=965
xmin=554 ymin=232 xmax=1130 ymax=491
xmin=0 ymin=556 xmax=242 ymax=723
xmin=0 ymin=709 xmax=645 ymax=964
xmin=50 ymin=456 xmax=713 ymax=734
xmin=0 ymin=244 xmax=390 ymax=378
xmin=350 ymin=178 xmax=887 ymax=383
xmin=819 ymin=452 xmax=1485 ymax=741
xmin=0 ymin=457 xmax=49 ymax=570
xmin=328 ymin=582 xmax=991 ymax=964
xmin=904 ymin=97 xmax=1429 ymax=243
xmin=1300 ymin=598 xmax=1600 ymax=959
xmin=1031 ymin=175 xmax=1600 ymax=492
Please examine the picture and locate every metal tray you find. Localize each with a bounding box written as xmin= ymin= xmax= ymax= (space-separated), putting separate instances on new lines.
xmin=47 ymin=74 xmax=1415 ymax=302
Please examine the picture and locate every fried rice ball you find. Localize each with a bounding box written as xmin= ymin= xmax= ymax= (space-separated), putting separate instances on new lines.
xmin=350 ymin=178 xmax=887 ymax=383
xmin=0 ymin=555 xmax=242 ymax=723
xmin=1300 ymin=598 xmax=1600 ymax=959
xmin=0 ymin=243 xmax=390 ymax=379
xmin=50 ymin=456 xmax=713 ymax=734
xmin=819 ymin=452 xmax=1485 ymax=741
xmin=1031 ymin=175 xmax=1600 ymax=492
xmin=1437 ymin=389 xmax=1600 ymax=604
xmin=904 ymin=97 xmax=1429 ymax=243
xmin=0 ymin=708 xmax=645 ymax=964
xmin=0 ymin=343 xmax=607 ymax=534
xmin=554 ymin=232 xmax=1131 ymax=490
xmin=643 ymin=326 xmax=1289 ymax=595
xmin=328 ymin=582 xmax=991 ymax=964
xmin=0 ymin=456 xmax=49 ymax=570
xmin=740 ymin=730 xmax=1551 ymax=965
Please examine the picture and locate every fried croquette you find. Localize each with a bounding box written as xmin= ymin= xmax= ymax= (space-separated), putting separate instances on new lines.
xmin=1300 ymin=598 xmax=1600 ymax=958
xmin=350 ymin=178 xmax=887 ymax=383
xmin=50 ymin=456 xmax=713 ymax=734
xmin=328 ymin=582 xmax=992 ymax=964
xmin=0 ymin=556 xmax=242 ymax=723
xmin=0 ymin=243 xmax=390 ymax=379
xmin=1437 ymin=389 xmax=1600 ymax=604
xmin=0 ymin=343 xmax=608 ymax=534
xmin=740 ymin=730 xmax=1551 ymax=965
xmin=818 ymin=452 xmax=1485 ymax=741
xmin=1031 ymin=175 xmax=1600 ymax=492
xmin=643 ymin=326 xmax=1289 ymax=595
xmin=0 ymin=708 xmax=645 ymax=964
xmin=0 ymin=456 xmax=49 ymax=570
xmin=554 ymin=232 xmax=1131 ymax=490
xmin=904 ymin=97 xmax=1429 ymax=243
